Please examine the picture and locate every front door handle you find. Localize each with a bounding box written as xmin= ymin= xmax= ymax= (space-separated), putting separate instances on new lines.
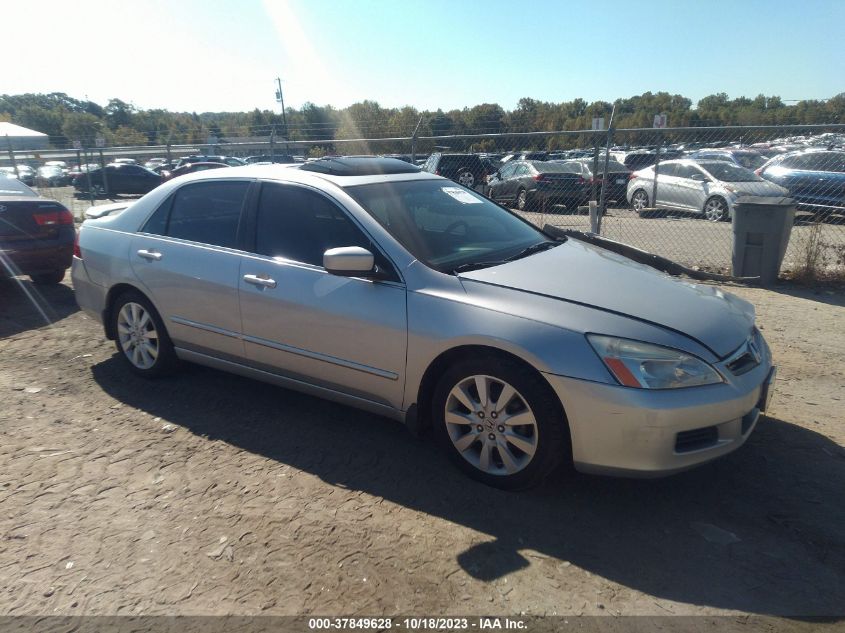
xmin=137 ymin=249 xmax=162 ymax=261
xmin=243 ymin=274 xmax=277 ymax=289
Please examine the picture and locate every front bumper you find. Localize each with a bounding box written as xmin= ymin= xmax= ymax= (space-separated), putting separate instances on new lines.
xmin=542 ymin=353 xmax=775 ymax=477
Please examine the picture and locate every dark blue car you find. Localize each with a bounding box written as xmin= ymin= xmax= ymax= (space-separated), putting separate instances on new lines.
xmin=757 ymin=149 xmax=845 ymax=216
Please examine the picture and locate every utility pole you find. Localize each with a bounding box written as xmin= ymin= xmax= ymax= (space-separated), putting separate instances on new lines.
xmin=275 ymin=77 xmax=289 ymax=152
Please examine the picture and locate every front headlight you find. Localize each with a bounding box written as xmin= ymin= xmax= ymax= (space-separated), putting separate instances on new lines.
xmin=587 ymin=334 xmax=723 ymax=389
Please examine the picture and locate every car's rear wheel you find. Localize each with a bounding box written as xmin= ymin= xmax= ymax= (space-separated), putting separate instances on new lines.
xmin=456 ymin=170 xmax=475 ymax=188
xmin=432 ymin=357 xmax=569 ymax=490
xmin=30 ymin=270 xmax=66 ymax=285
xmin=111 ymin=290 xmax=177 ymax=378
xmin=631 ymin=189 xmax=652 ymax=217
xmin=516 ymin=188 xmax=528 ymax=211
xmin=703 ymin=196 xmax=729 ymax=222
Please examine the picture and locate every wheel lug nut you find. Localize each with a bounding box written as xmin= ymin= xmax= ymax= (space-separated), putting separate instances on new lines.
xmin=476 ymin=425 xmax=483 ymax=432
xmin=497 ymin=425 xmax=505 ymax=433
xmin=491 ymin=411 xmax=498 ymax=419
xmin=477 ymin=411 xmax=484 ymax=418
xmin=488 ymin=433 xmax=495 ymax=441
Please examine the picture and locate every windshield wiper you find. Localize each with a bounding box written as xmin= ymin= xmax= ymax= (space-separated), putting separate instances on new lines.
xmin=505 ymin=240 xmax=561 ymax=262
xmin=452 ymin=261 xmax=509 ymax=274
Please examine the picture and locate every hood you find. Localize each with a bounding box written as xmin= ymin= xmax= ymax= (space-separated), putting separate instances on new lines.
xmin=458 ymin=240 xmax=754 ymax=358
xmin=729 ymin=180 xmax=787 ymax=196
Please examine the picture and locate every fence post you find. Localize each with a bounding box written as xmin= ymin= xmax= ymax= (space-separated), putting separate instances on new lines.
xmin=270 ymin=125 xmax=276 ymax=162
xmin=411 ymin=115 xmax=423 ymax=164
xmin=166 ymin=142 xmax=172 ymax=165
xmin=590 ymin=138 xmax=600 ymax=203
xmin=85 ymin=148 xmax=94 ymax=205
xmin=597 ymin=105 xmax=617 ymax=233
xmin=98 ymin=148 xmax=109 ymax=197
xmin=5 ymin=136 xmax=19 ymax=177
xmin=651 ymin=135 xmax=662 ymax=208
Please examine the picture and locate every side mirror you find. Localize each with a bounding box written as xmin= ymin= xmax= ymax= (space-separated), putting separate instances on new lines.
xmin=689 ymin=173 xmax=706 ymax=182
xmin=323 ymin=246 xmax=376 ymax=277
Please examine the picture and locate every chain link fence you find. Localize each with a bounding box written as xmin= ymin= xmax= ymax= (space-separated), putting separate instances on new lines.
xmin=3 ymin=123 xmax=844 ymax=278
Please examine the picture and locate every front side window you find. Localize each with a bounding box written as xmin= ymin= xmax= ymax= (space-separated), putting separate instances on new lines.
xmin=346 ymin=179 xmax=547 ymax=273
xmin=144 ymin=180 xmax=249 ymax=248
xmin=255 ymin=183 xmax=386 ymax=272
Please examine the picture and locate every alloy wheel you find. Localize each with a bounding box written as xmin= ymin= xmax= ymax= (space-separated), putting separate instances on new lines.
xmin=458 ymin=171 xmax=475 ymax=188
xmin=444 ymin=375 xmax=538 ymax=476
xmin=632 ymin=190 xmax=649 ymax=211
xmin=704 ymin=198 xmax=727 ymax=221
xmin=117 ymin=302 xmax=159 ymax=370
xmin=517 ymin=189 xmax=527 ymax=210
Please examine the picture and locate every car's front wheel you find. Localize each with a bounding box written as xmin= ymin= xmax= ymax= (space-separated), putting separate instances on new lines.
xmin=432 ymin=357 xmax=569 ymax=489
xmin=111 ymin=290 xmax=177 ymax=377
xmin=703 ymin=196 xmax=729 ymax=222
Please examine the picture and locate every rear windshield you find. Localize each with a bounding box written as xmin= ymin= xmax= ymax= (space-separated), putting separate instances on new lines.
xmin=536 ymin=162 xmax=584 ymax=174
xmin=0 ymin=177 xmax=37 ymax=196
xmin=733 ymin=153 xmax=768 ymax=170
xmin=699 ymin=161 xmax=762 ymax=182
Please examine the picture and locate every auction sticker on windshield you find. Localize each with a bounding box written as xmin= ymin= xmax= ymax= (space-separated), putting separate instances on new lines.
xmin=442 ymin=187 xmax=483 ymax=204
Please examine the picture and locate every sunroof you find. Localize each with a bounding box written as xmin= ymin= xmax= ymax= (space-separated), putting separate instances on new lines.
xmin=301 ymin=156 xmax=420 ymax=176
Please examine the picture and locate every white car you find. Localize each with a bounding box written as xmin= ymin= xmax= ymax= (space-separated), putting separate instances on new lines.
xmin=627 ymin=159 xmax=788 ymax=221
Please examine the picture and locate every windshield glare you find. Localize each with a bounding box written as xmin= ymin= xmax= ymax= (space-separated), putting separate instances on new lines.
xmin=700 ymin=161 xmax=762 ymax=182
xmin=347 ymin=179 xmax=548 ymax=272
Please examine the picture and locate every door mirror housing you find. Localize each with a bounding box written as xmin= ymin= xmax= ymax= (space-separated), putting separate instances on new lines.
xmin=689 ymin=173 xmax=707 ymax=182
xmin=323 ymin=246 xmax=376 ymax=277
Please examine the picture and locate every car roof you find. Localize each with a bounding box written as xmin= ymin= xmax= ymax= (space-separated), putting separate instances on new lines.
xmin=160 ymin=160 xmax=440 ymax=188
xmin=300 ymin=156 xmax=421 ymax=176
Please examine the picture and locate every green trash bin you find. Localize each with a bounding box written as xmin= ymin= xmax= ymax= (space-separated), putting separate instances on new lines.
xmin=731 ymin=196 xmax=796 ymax=285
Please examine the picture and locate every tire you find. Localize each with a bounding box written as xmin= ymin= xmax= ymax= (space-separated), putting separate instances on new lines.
xmin=111 ymin=290 xmax=178 ymax=378
xmin=431 ymin=356 xmax=570 ymax=490
xmin=703 ymin=196 xmax=729 ymax=222
xmin=631 ymin=189 xmax=652 ymax=218
xmin=456 ymin=170 xmax=475 ymax=188
xmin=30 ymin=270 xmax=66 ymax=285
xmin=516 ymin=188 xmax=528 ymax=211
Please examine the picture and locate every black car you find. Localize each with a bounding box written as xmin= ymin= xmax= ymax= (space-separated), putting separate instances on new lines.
xmin=175 ymin=155 xmax=246 ymax=167
xmin=0 ymin=177 xmax=74 ymax=284
xmin=73 ymin=164 xmax=162 ymax=196
xmin=689 ymin=149 xmax=769 ymax=171
xmin=569 ymin=157 xmax=632 ymax=204
xmin=421 ymin=153 xmax=491 ymax=189
xmin=757 ymin=149 xmax=845 ymax=216
xmin=622 ymin=149 xmax=683 ymax=171
xmin=243 ymin=154 xmax=297 ymax=164
xmin=487 ymin=160 xmax=591 ymax=212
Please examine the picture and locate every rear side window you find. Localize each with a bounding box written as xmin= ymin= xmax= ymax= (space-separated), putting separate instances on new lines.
xmin=143 ymin=181 xmax=249 ymax=248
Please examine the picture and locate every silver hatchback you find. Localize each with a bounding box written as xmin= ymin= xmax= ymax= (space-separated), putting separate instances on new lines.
xmin=73 ymin=158 xmax=776 ymax=489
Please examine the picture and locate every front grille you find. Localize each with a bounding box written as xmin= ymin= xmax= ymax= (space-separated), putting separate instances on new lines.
xmin=727 ymin=351 xmax=758 ymax=375
xmin=675 ymin=426 xmax=719 ymax=453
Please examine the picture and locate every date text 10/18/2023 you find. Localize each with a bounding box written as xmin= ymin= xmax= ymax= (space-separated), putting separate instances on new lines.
xmin=308 ymin=617 xmax=528 ymax=630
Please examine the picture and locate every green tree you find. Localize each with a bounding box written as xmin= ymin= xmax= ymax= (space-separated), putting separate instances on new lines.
xmin=61 ymin=112 xmax=103 ymax=146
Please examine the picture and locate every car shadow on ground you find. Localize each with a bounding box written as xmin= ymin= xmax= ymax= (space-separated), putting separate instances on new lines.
xmin=767 ymin=282 xmax=845 ymax=307
xmin=0 ymin=277 xmax=78 ymax=339
xmin=90 ymin=357 xmax=845 ymax=617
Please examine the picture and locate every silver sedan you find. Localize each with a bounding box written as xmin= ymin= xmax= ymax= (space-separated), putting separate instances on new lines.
xmin=627 ymin=159 xmax=788 ymax=221
xmin=72 ymin=158 xmax=776 ymax=489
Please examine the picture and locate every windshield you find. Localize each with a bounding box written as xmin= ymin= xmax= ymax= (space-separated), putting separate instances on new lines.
xmin=0 ymin=177 xmax=37 ymax=196
xmin=346 ymin=179 xmax=548 ymax=273
xmin=733 ymin=153 xmax=767 ymax=170
xmin=699 ymin=161 xmax=762 ymax=182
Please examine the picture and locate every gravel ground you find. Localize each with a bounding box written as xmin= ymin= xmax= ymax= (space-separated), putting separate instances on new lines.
xmin=0 ymin=271 xmax=843 ymax=618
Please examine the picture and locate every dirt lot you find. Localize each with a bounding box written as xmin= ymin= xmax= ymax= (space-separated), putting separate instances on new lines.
xmin=0 ymin=269 xmax=843 ymax=619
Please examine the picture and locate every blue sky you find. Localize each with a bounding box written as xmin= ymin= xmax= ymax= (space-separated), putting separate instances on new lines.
xmin=4 ymin=0 xmax=843 ymax=112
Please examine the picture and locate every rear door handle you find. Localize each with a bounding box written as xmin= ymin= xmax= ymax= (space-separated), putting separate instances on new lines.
xmin=243 ymin=274 xmax=277 ymax=289
xmin=137 ymin=249 xmax=162 ymax=261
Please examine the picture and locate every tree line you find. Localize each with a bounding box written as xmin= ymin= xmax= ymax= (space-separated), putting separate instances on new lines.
xmin=1 ymin=91 xmax=844 ymax=152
